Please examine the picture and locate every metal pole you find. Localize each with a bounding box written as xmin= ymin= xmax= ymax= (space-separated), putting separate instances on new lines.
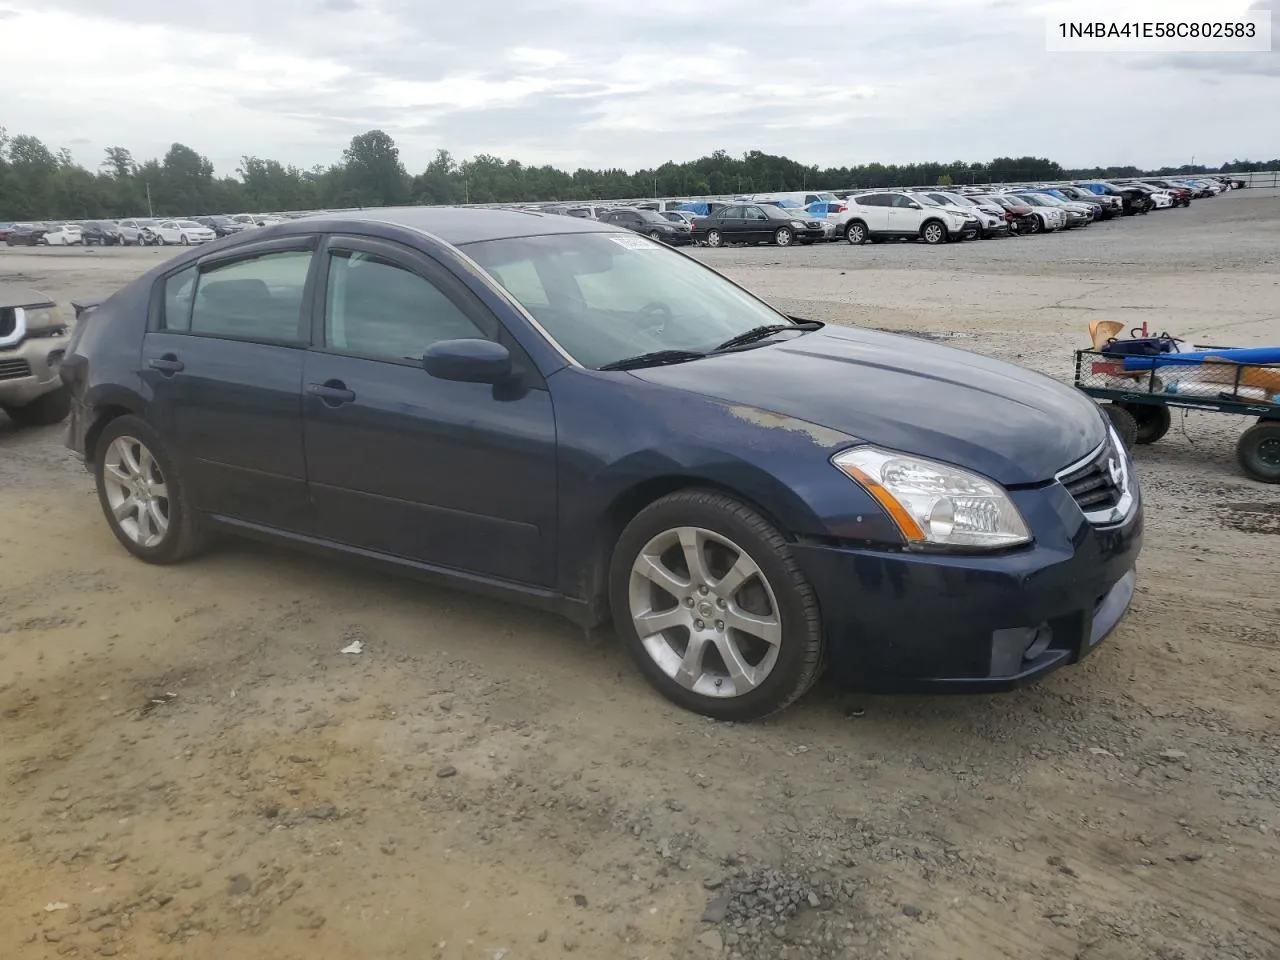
xmin=145 ymin=181 xmax=153 ymax=217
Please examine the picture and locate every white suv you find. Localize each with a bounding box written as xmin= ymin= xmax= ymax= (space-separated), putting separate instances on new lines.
xmin=835 ymin=191 xmax=980 ymax=245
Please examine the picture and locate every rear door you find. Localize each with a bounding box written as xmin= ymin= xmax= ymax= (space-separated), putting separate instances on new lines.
xmin=715 ymin=205 xmax=746 ymax=240
xmin=141 ymin=236 xmax=318 ymax=532
xmin=300 ymin=234 xmax=558 ymax=585
xmin=853 ymin=194 xmax=891 ymax=234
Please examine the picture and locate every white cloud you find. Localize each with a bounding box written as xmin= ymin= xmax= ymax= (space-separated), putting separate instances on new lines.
xmin=1 ymin=0 xmax=1277 ymax=176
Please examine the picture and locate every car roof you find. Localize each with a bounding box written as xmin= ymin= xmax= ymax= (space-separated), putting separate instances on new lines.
xmin=0 ymin=283 xmax=55 ymax=310
xmin=301 ymin=206 xmax=614 ymax=245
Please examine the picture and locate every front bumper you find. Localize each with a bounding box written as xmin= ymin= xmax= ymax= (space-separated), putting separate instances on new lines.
xmin=792 ymin=481 xmax=1143 ymax=694
xmin=0 ymin=333 xmax=70 ymax=407
xmin=948 ymin=218 xmax=981 ymax=239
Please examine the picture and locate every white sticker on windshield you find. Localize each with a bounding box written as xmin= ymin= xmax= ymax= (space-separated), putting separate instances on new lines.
xmin=608 ymin=234 xmax=659 ymax=250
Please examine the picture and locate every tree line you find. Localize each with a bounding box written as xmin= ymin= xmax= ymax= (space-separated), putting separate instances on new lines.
xmin=0 ymin=125 xmax=1274 ymax=221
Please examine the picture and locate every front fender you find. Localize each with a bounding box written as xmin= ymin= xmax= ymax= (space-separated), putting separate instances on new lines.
xmin=549 ymin=369 xmax=904 ymax=606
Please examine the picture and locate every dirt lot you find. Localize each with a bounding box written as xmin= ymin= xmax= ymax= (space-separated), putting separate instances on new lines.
xmin=2 ymin=194 xmax=1279 ymax=960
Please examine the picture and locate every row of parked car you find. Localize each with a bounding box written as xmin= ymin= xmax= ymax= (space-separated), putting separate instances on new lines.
xmin=526 ymin=175 xmax=1239 ymax=248
xmin=0 ymin=213 xmax=291 ymax=248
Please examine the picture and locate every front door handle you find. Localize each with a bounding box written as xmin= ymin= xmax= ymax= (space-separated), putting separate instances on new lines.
xmin=307 ymin=379 xmax=356 ymax=406
xmin=148 ymin=354 xmax=184 ymax=375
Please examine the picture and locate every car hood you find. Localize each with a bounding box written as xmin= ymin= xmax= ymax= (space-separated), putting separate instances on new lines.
xmin=632 ymin=326 xmax=1105 ymax=485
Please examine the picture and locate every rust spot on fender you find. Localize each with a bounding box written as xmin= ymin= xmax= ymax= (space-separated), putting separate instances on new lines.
xmin=725 ymin=404 xmax=849 ymax=448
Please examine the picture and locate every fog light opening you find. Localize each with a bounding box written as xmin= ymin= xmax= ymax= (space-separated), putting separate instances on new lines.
xmin=1024 ymin=623 xmax=1052 ymax=661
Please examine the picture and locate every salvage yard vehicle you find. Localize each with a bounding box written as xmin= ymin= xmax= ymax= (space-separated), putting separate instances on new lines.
xmin=691 ymin=203 xmax=827 ymax=247
xmin=976 ymin=194 xmax=1038 ymax=233
xmin=4 ymin=222 xmax=48 ymax=246
xmin=1 ymin=284 xmax=72 ymax=427
xmin=838 ymin=191 xmax=980 ymax=245
xmin=43 ymin=222 xmax=84 ymax=246
xmin=152 ymin=219 xmax=217 ymax=245
xmin=60 ymin=208 xmax=1143 ymax=720
xmin=1011 ymin=192 xmax=1079 ymax=229
xmin=599 ymin=207 xmax=693 ymax=245
xmin=80 ymin=221 xmax=123 ymax=245
xmin=916 ymin=191 xmax=1010 ymax=238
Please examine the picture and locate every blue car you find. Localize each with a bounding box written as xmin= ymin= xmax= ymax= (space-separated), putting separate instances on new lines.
xmin=59 ymin=209 xmax=1142 ymax=720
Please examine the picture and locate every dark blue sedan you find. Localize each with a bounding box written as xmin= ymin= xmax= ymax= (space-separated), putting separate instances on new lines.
xmin=60 ymin=208 xmax=1142 ymax=720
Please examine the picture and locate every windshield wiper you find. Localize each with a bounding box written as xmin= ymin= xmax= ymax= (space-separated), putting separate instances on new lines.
xmin=598 ymin=349 xmax=707 ymax=371
xmin=712 ymin=320 xmax=823 ymax=353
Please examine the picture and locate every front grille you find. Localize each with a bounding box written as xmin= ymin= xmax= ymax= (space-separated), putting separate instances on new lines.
xmin=0 ymin=308 xmax=15 ymax=339
xmin=1058 ymin=441 xmax=1124 ymax=514
xmin=0 ymin=357 xmax=33 ymax=380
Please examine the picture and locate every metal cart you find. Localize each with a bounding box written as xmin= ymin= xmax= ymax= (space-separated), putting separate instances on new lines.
xmin=1074 ymin=347 xmax=1280 ymax=483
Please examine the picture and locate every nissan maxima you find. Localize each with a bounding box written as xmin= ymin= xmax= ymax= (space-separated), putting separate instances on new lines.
xmin=59 ymin=209 xmax=1142 ymax=720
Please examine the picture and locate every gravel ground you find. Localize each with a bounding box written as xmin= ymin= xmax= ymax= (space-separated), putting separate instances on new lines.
xmin=2 ymin=191 xmax=1279 ymax=960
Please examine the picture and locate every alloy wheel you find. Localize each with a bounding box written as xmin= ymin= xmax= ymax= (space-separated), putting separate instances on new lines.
xmin=101 ymin=435 xmax=170 ymax=548
xmin=706 ymin=230 xmax=723 ymax=247
xmin=627 ymin=526 xmax=782 ymax=699
xmin=922 ymin=223 xmax=944 ymax=244
xmin=775 ymin=228 xmax=793 ymax=246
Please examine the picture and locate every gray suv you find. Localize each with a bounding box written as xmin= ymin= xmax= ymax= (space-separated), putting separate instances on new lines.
xmin=0 ymin=285 xmax=72 ymax=427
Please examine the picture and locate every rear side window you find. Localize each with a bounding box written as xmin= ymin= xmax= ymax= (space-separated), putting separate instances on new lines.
xmin=183 ymin=250 xmax=313 ymax=342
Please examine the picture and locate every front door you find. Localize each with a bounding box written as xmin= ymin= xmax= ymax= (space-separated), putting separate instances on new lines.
xmin=743 ymin=205 xmax=772 ymax=243
xmin=140 ymin=238 xmax=317 ymax=531
xmin=301 ymin=235 xmax=558 ymax=586
xmin=888 ymin=194 xmax=926 ymax=236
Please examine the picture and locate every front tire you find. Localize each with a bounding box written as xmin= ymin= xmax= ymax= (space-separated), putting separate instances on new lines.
xmin=1237 ymin=422 xmax=1280 ymax=484
xmin=774 ymin=227 xmax=794 ymax=247
xmin=844 ymin=221 xmax=868 ymax=245
xmin=920 ymin=220 xmax=947 ymax=245
xmin=93 ymin=415 xmax=210 ymax=563
xmin=609 ymin=490 xmax=824 ymax=721
xmin=180 ymin=234 xmax=190 ymax=245
xmin=4 ymin=386 xmax=70 ymax=427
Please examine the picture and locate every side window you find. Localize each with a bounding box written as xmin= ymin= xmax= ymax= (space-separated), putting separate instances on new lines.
xmin=745 ymin=206 xmax=767 ymax=220
xmin=189 ymin=249 xmax=312 ymax=342
xmin=324 ymin=251 xmax=485 ymax=362
xmin=721 ymin=206 xmax=743 ymax=218
xmin=891 ymin=195 xmax=916 ymax=208
xmin=162 ymin=266 xmax=197 ymax=332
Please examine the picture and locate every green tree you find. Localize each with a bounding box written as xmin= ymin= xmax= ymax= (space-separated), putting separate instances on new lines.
xmin=341 ymin=129 xmax=408 ymax=207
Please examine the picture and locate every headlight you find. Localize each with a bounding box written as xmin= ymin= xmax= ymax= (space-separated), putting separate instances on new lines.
xmin=831 ymin=446 xmax=1031 ymax=550
xmin=789 ymin=220 xmax=806 ymax=229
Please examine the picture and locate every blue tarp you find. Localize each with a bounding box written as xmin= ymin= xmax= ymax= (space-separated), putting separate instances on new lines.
xmin=806 ymin=202 xmax=833 ymax=217
xmin=677 ymin=202 xmax=710 ymax=215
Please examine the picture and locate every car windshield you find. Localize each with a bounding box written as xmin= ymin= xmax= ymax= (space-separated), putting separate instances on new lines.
xmin=1030 ymin=193 xmax=1066 ymax=205
xmin=177 ymin=220 xmax=203 ymax=228
xmin=635 ymin=210 xmax=668 ymax=224
xmin=466 ymin=232 xmax=793 ymax=369
xmin=138 ymin=219 xmax=157 ymax=226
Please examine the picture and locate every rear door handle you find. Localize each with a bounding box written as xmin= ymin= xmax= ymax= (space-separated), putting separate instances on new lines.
xmin=148 ymin=355 xmax=184 ymax=374
xmin=307 ymin=380 xmax=356 ymax=406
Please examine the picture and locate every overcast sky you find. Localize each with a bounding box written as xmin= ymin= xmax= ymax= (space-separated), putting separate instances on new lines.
xmin=1 ymin=0 xmax=1276 ymax=176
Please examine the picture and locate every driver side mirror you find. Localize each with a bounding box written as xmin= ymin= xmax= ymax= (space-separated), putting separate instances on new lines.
xmin=906 ymin=201 xmax=921 ymax=209
xmin=423 ymin=339 xmax=512 ymax=384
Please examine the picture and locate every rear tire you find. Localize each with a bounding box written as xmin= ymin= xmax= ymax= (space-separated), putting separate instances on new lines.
xmin=93 ymin=415 xmax=210 ymax=563
xmin=705 ymin=229 xmax=723 ymax=248
xmin=1237 ymin=422 xmax=1280 ymax=484
xmin=4 ymin=386 xmax=71 ymax=427
xmin=1102 ymin=404 xmax=1139 ymax=448
xmin=609 ymin=489 xmax=824 ymax=721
